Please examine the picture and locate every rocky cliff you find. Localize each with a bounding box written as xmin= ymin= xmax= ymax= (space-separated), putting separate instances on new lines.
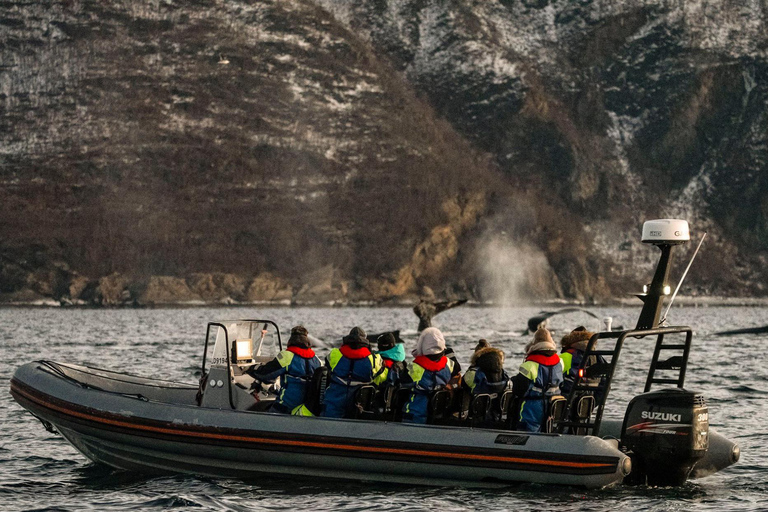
xmin=1 ymin=0 xmax=766 ymax=306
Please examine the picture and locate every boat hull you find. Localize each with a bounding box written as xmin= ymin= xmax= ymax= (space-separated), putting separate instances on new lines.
xmin=11 ymin=361 xmax=629 ymax=488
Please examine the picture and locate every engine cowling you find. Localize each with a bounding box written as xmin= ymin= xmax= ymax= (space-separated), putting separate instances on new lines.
xmin=621 ymin=388 xmax=708 ymax=486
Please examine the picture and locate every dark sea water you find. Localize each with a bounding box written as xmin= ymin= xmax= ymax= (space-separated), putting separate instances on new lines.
xmin=2 ymin=306 xmax=767 ymax=511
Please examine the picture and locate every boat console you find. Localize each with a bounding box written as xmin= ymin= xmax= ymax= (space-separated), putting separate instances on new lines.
xmin=199 ymin=320 xmax=282 ymax=410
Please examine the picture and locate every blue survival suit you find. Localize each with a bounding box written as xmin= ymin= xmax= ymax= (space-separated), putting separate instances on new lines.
xmin=463 ymin=368 xmax=512 ymax=396
xmin=252 ymin=345 xmax=321 ymax=415
xmin=463 ymin=346 xmax=511 ymax=396
xmin=402 ymin=355 xmax=458 ymax=424
xmin=322 ymin=345 xmax=388 ymax=418
xmin=513 ymin=352 xmax=564 ymax=432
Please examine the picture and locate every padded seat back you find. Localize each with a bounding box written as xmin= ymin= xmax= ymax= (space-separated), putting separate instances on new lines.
xmin=428 ymin=389 xmax=452 ymax=424
xmin=391 ymin=388 xmax=411 ymax=422
xmin=305 ymin=366 xmax=329 ymax=416
xmin=469 ymin=393 xmax=492 ymax=427
xmin=545 ymin=395 xmax=567 ymax=433
xmin=353 ymin=385 xmax=377 ymax=419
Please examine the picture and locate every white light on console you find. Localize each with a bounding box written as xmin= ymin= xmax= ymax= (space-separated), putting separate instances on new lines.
xmin=236 ymin=339 xmax=253 ymax=362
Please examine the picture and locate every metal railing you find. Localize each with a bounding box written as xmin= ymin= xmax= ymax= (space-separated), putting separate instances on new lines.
xmin=557 ymin=325 xmax=693 ymax=435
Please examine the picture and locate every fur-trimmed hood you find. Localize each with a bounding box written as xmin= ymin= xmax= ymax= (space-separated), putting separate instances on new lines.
xmin=525 ymin=327 xmax=556 ymax=354
xmin=471 ymin=346 xmax=505 ymax=375
xmin=561 ymin=326 xmax=596 ymax=351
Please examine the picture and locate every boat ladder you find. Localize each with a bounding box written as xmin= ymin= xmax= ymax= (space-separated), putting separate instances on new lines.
xmin=643 ymin=327 xmax=693 ymax=392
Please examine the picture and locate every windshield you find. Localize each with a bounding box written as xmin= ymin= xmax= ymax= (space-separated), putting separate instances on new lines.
xmin=206 ymin=321 xmax=281 ymax=368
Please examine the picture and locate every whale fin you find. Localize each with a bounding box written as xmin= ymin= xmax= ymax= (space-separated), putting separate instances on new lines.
xmin=414 ymin=299 xmax=467 ymax=332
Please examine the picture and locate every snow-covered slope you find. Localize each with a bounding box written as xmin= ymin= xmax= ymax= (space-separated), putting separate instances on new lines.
xmin=1 ymin=0 xmax=766 ymax=304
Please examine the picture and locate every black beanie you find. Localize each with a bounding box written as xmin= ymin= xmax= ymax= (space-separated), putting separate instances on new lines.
xmin=343 ymin=326 xmax=370 ymax=348
xmin=377 ymin=332 xmax=397 ymax=351
xmin=288 ymin=325 xmax=311 ymax=348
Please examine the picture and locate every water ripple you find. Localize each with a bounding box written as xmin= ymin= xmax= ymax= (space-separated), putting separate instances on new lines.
xmin=1 ymin=306 xmax=765 ymax=511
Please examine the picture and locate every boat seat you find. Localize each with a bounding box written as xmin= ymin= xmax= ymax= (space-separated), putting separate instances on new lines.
xmin=577 ymin=395 xmax=596 ymax=420
xmin=353 ymin=385 xmax=377 ymax=420
xmin=558 ymin=395 xmax=596 ymax=435
xmin=545 ymin=395 xmax=567 ymax=433
xmin=456 ymin=388 xmax=471 ymax=421
xmin=427 ymin=389 xmax=452 ymax=424
xmin=499 ymin=390 xmax=515 ymax=423
xmin=305 ymin=366 xmax=329 ymax=416
xmin=504 ymin=392 xmax=525 ymax=430
xmin=469 ymin=393 xmax=492 ymax=427
xmin=466 ymin=390 xmax=516 ymax=429
xmin=370 ymin=384 xmax=396 ymax=420
xmin=390 ymin=387 xmax=411 ymax=422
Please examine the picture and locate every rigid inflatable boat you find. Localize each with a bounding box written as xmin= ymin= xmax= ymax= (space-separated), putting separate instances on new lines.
xmin=9 ymin=220 xmax=740 ymax=488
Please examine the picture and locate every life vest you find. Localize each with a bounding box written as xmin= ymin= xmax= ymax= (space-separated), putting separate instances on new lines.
xmin=402 ymin=356 xmax=455 ymax=424
xmin=259 ymin=347 xmax=321 ymax=413
xmin=321 ymin=345 xmax=387 ymax=418
xmin=519 ymin=353 xmax=564 ymax=399
xmin=517 ymin=352 xmax=564 ymax=433
xmin=560 ymin=348 xmax=585 ymax=375
xmin=410 ymin=355 xmax=453 ymax=390
xmin=327 ymin=345 xmax=387 ymax=387
xmin=560 ymin=348 xmax=605 ymax=396
xmin=464 ymin=367 xmax=511 ymax=395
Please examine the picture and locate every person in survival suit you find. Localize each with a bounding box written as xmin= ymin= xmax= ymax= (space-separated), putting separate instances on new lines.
xmin=249 ymin=325 xmax=321 ymax=416
xmin=462 ymin=340 xmax=511 ymax=422
xmin=401 ymin=327 xmax=461 ymax=424
xmin=321 ymin=327 xmax=388 ymax=418
xmin=511 ymin=327 xmax=564 ymax=432
xmin=559 ymin=326 xmax=606 ymax=400
xmin=375 ymin=332 xmax=410 ymax=387
xmin=372 ymin=332 xmax=412 ymax=416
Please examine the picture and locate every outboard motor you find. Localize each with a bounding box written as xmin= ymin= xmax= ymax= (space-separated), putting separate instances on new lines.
xmin=621 ymin=388 xmax=709 ymax=486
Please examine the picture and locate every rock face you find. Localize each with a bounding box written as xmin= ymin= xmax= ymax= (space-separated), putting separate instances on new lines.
xmin=245 ymin=273 xmax=293 ymax=304
xmin=1 ymin=0 xmax=766 ymax=305
xmin=139 ymin=276 xmax=200 ymax=305
xmin=187 ymin=273 xmax=246 ymax=302
xmin=315 ymin=0 xmax=768 ymax=294
xmin=96 ymin=273 xmax=131 ymax=306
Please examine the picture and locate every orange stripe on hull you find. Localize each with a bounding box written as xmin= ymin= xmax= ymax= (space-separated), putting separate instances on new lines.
xmin=12 ymin=384 xmax=615 ymax=471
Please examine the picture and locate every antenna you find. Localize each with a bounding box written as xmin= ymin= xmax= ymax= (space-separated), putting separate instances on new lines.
xmin=635 ymin=219 xmax=690 ymax=330
xmin=659 ymin=233 xmax=707 ymax=325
